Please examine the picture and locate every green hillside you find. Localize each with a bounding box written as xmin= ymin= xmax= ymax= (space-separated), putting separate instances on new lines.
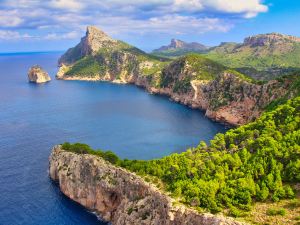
xmin=62 ymin=94 xmax=300 ymax=222
xmin=206 ymin=43 xmax=300 ymax=79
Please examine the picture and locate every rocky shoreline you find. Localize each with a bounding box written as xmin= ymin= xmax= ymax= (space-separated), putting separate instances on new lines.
xmin=49 ymin=145 xmax=245 ymax=225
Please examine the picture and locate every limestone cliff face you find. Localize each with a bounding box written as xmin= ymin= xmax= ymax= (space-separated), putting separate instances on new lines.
xmin=140 ymin=72 xmax=293 ymax=126
xmin=49 ymin=145 xmax=244 ymax=225
xmin=244 ymin=33 xmax=300 ymax=47
xmin=28 ymin=65 xmax=51 ymax=83
xmin=58 ymin=26 xmax=119 ymax=66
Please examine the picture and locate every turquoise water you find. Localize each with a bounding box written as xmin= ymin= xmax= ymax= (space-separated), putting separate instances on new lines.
xmin=0 ymin=52 xmax=226 ymax=225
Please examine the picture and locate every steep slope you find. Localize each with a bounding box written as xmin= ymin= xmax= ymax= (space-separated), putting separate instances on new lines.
xmin=49 ymin=145 xmax=243 ymax=225
xmin=56 ymin=26 xmax=300 ymax=126
xmin=57 ymin=26 xmax=168 ymax=83
xmin=152 ymin=39 xmax=208 ymax=57
xmin=206 ymin=33 xmax=300 ymax=80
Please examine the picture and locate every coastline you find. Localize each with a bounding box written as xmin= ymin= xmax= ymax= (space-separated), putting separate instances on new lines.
xmin=49 ymin=145 xmax=245 ymax=225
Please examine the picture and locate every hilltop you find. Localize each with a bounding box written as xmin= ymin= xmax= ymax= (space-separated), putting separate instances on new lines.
xmin=205 ymin=33 xmax=300 ymax=79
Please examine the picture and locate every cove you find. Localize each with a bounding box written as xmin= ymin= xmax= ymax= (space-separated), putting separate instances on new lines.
xmin=0 ymin=52 xmax=226 ymax=225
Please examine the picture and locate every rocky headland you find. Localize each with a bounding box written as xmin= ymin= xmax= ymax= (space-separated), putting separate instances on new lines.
xmin=49 ymin=145 xmax=245 ymax=225
xmin=56 ymin=26 xmax=299 ymax=126
xmin=28 ymin=65 xmax=51 ymax=83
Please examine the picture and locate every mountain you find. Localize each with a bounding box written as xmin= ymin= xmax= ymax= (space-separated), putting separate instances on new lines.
xmin=205 ymin=33 xmax=300 ymax=80
xmin=56 ymin=26 xmax=300 ymax=126
xmin=58 ymin=26 xmax=120 ymax=65
xmin=57 ymin=26 xmax=168 ymax=82
xmin=152 ymin=39 xmax=208 ymax=57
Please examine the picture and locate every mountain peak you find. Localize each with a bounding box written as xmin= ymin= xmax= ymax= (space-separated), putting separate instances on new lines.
xmin=86 ymin=26 xmax=111 ymax=40
xmin=58 ymin=25 xmax=118 ymax=65
xmin=82 ymin=26 xmax=117 ymax=55
xmin=153 ymin=39 xmax=208 ymax=56
xmin=244 ymin=33 xmax=300 ymax=47
xmin=170 ymin=39 xmax=186 ymax=48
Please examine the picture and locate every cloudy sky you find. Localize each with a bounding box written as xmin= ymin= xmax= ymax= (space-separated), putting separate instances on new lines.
xmin=0 ymin=0 xmax=299 ymax=52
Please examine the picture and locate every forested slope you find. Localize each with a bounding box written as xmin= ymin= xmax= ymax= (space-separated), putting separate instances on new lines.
xmin=62 ymin=96 xmax=300 ymax=219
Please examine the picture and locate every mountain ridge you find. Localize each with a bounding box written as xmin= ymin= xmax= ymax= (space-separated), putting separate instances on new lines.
xmin=152 ymin=39 xmax=208 ymax=57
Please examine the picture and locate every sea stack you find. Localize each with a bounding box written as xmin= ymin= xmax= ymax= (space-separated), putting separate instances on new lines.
xmin=28 ymin=65 xmax=51 ymax=83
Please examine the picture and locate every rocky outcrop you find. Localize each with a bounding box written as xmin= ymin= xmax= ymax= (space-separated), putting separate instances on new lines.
xmin=139 ymin=72 xmax=293 ymax=126
xmin=28 ymin=65 xmax=51 ymax=83
xmin=49 ymin=145 xmax=245 ymax=225
xmin=244 ymin=33 xmax=300 ymax=47
xmin=59 ymin=26 xmax=119 ymax=65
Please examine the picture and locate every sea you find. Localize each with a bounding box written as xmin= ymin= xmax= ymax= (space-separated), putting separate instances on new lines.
xmin=0 ymin=52 xmax=226 ymax=225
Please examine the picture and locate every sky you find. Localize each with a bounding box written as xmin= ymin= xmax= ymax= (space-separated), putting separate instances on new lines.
xmin=0 ymin=0 xmax=299 ymax=52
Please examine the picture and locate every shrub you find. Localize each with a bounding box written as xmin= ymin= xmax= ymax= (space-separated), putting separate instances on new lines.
xmin=266 ymin=208 xmax=286 ymax=216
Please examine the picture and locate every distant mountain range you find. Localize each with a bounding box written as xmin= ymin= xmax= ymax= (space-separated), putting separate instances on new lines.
xmin=152 ymin=39 xmax=209 ymax=57
xmin=152 ymin=33 xmax=300 ymax=79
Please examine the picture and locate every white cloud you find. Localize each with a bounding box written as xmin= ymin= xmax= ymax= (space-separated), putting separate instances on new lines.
xmin=172 ymin=0 xmax=203 ymax=12
xmin=44 ymin=31 xmax=80 ymax=40
xmin=0 ymin=29 xmax=80 ymax=41
xmin=49 ymin=0 xmax=84 ymax=11
xmin=0 ymin=0 xmax=268 ymax=42
xmin=0 ymin=10 xmax=23 ymax=27
xmin=0 ymin=30 xmax=32 ymax=40
xmin=203 ymin=0 xmax=268 ymax=18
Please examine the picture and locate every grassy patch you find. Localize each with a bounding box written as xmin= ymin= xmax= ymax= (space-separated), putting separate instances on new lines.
xmin=65 ymin=56 xmax=101 ymax=77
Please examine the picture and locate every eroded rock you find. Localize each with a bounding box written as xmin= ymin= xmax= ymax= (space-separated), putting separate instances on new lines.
xmin=49 ymin=145 xmax=246 ymax=225
xmin=28 ymin=65 xmax=51 ymax=83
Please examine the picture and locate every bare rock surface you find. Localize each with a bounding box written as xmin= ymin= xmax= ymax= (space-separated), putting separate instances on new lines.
xmin=28 ymin=65 xmax=51 ymax=83
xmin=49 ymin=145 xmax=246 ymax=225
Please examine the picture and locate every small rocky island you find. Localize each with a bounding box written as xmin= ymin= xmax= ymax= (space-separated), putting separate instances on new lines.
xmin=28 ymin=65 xmax=51 ymax=83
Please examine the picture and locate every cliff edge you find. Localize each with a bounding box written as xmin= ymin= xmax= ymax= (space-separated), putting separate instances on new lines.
xmin=49 ymin=145 xmax=244 ymax=225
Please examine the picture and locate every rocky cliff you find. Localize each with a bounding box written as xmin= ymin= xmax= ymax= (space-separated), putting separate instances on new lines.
xmin=56 ymin=26 xmax=299 ymax=126
xmin=49 ymin=145 xmax=244 ymax=225
xmin=28 ymin=65 xmax=51 ymax=83
xmin=244 ymin=33 xmax=300 ymax=47
xmin=59 ymin=26 xmax=119 ymax=65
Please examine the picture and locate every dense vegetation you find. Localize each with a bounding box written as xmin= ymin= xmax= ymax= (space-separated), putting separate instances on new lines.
xmin=62 ymin=96 xmax=300 ymax=217
xmin=159 ymin=54 xmax=228 ymax=93
xmin=65 ymin=56 xmax=102 ymax=77
xmin=205 ymin=42 xmax=300 ymax=80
